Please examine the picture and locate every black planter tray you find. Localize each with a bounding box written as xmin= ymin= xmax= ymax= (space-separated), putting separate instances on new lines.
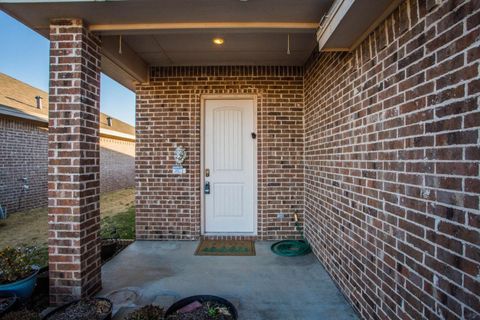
xmin=0 ymin=292 xmax=17 ymax=317
xmin=165 ymin=295 xmax=238 ymax=319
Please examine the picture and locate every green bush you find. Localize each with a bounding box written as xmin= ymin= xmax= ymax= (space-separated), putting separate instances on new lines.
xmin=22 ymin=245 xmax=48 ymax=268
xmin=100 ymin=207 xmax=135 ymax=239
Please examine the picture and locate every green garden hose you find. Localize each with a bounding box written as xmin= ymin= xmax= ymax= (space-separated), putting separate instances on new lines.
xmin=271 ymin=215 xmax=311 ymax=257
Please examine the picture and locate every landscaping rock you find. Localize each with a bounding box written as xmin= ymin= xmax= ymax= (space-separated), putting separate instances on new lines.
xmin=104 ymin=287 xmax=141 ymax=315
xmin=112 ymin=306 xmax=137 ymax=320
xmin=178 ymin=301 xmax=202 ymax=313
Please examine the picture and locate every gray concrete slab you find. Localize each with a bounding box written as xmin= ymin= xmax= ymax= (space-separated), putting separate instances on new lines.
xmin=100 ymin=241 xmax=358 ymax=320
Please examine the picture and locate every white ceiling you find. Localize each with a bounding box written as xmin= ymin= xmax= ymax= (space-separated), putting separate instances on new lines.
xmin=121 ymin=31 xmax=317 ymax=66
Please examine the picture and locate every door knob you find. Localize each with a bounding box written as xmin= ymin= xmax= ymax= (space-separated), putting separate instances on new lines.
xmin=205 ymin=168 xmax=210 ymax=177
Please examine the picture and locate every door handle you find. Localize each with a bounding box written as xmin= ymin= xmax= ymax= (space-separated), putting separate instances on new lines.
xmin=204 ymin=181 xmax=210 ymax=194
xmin=205 ymin=168 xmax=210 ymax=177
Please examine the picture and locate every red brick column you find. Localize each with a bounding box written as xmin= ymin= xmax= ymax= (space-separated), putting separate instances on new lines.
xmin=48 ymin=18 xmax=102 ymax=305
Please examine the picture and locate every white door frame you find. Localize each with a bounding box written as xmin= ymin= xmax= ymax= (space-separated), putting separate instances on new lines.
xmin=200 ymin=95 xmax=258 ymax=235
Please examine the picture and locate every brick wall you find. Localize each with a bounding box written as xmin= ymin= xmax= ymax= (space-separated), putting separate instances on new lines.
xmin=0 ymin=121 xmax=134 ymax=214
xmin=304 ymin=0 xmax=479 ymax=319
xmin=0 ymin=118 xmax=48 ymax=213
xmin=136 ymin=66 xmax=304 ymax=240
xmin=100 ymin=137 xmax=135 ymax=193
xmin=48 ymin=18 xmax=102 ymax=304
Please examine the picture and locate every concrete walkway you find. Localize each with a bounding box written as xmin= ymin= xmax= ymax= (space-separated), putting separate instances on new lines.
xmin=100 ymin=241 xmax=358 ymax=320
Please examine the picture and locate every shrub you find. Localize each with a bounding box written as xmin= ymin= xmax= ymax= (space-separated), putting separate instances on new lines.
xmin=0 ymin=247 xmax=34 ymax=284
xmin=100 ymin=207 xmax=135 ymax=239
xmin=22 ymin=245 xmax=48 ymax=268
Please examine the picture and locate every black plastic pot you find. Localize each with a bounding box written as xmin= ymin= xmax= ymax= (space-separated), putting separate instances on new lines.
xmin=0 ymin=292 xmax=17 ymax=317
xmin=42 ymin=297 xmax=113 ymax=320
xmin=35 ymin=266 xmax=49 ymax=294
xmin=101 ymin=240 xmax=118 ymax=261
xmin=165 ymin=295 xmax=238 ymax=319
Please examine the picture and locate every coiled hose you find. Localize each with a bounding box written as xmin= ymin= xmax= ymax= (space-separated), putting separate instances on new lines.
xmin=271 ymin=213 xmax=311 ymax=256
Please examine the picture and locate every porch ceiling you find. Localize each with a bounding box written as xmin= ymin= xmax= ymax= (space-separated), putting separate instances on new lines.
xmin=1 ymin=0 xmax=333 ymax=89
xmin=0 ymin=0 xmax=398 ymax=91
xmin=119 ymin=31 xmax=317 ymax=66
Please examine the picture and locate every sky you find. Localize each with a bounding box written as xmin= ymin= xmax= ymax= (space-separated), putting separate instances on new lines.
xmin=0 ymin=11 xmax=136 ymax=126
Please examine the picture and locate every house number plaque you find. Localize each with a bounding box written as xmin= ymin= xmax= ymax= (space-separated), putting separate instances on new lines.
xmin=173 ymin=146 xmax=187 ymax=174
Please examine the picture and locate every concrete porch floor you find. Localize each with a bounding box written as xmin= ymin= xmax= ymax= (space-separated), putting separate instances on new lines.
xmin=100 ymin=241 xmax=358 ymax=320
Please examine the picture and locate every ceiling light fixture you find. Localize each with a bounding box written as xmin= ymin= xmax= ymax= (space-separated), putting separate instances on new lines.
xmin=213 ymin=37 xmax=224 ymax=45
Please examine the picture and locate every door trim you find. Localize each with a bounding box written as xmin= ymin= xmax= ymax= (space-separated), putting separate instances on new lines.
xmin=200 ymin=95 xmax=258 ymax=236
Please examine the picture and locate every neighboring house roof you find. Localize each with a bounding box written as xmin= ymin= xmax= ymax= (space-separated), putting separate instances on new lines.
xmin=0 ymin=72 xmax=135 ymax=141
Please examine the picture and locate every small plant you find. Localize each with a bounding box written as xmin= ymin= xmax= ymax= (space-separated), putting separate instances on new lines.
xmin=22 ymin=245 xmax=49 ymax=268
xmin=125 ymin=305 xmax=165 ymax=320
xmin=100 ymin=207 xmax=135 ymax=240
xmin=1 ymin=309 xmax=41 ymax=320
xmin=0 ymin=247 xmax=33 ymax=284
xmin=207 ymin=305 xmax=218 ymax=318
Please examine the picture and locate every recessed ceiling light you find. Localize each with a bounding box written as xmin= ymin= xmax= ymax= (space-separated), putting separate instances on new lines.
xmin=213 ymin=37 xmax=224 ymax=45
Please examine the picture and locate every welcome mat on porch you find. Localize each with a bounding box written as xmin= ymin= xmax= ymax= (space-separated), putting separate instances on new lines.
xmin=195 ymin=239 xmax=255 ymax=256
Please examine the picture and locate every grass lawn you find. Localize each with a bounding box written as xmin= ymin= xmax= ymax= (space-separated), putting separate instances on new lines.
xmin=0 ymin=188 xmax=135 ymax=267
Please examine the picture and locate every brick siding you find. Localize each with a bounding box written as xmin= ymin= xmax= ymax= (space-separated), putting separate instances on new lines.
xmin=48 ymin=19 xmax=102 ymax=304
xmin=303 ymin=0 xmax=480 ymax=319
xmin=136 ymin=66 xmax=304 ymax=240
xmin=0 ymin=118 xmax=48 ymax=213
xmin=99 ymin=137 xmax=135 ymax=193
xmin=0 ymin=121 xmax=134 ymax=214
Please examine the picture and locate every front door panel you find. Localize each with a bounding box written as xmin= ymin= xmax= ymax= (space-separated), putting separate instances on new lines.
xmin=204 ymin=99 xmax=255 ymax=233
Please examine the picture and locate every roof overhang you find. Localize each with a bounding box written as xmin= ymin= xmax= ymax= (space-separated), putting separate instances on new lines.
xmin=0 ymin=105 xmax=135 ymax=140
xmin=317 ymin=0 xmax=402 ymax=51
xmin=0 ymin=104 xmax=48 ymax=126
xmin=0 ymin=0 xmax=403 ymax=90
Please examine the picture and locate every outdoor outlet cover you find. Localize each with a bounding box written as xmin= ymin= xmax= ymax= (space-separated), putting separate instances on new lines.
xmin=277 ymin=212 xmax=285 ymax=219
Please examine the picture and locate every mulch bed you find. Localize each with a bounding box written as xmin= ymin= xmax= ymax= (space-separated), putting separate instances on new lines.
xmin=44 ymin=299 xmax=111 ymax=320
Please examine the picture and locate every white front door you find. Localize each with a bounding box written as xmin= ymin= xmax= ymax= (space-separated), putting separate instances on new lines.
xmin=204 ymin=99 xmax=256 ymax=233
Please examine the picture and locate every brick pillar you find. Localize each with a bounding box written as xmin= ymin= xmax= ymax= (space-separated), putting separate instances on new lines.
xmin=48 ymin=18 xmax=102 ymax=305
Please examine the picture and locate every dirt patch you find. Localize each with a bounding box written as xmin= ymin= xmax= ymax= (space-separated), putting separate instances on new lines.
xmin=100 ymin=188 xmax=135 ymax=219
xmin=0 ymin=188 xmax=135 ymax=250
xmin=0 ymin=207 xmax=48 ymax=248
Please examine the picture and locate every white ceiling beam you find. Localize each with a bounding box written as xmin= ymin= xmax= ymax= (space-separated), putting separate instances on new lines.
xmin=317 ymin=0 xmax=403 ymax=52
xmin=348 ymin=0 xmax=402 ymax=51
xmin=316 ymin=0 xmax=354 ymax=52
xmin=90 ymin=22 xmax=319 ymax=33
xmin=100 ymin=35 xmax=149 ymax=90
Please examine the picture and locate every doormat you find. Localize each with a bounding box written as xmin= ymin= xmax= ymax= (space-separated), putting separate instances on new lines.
xmin=195 ymin=239 xmax=255 ymax=256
